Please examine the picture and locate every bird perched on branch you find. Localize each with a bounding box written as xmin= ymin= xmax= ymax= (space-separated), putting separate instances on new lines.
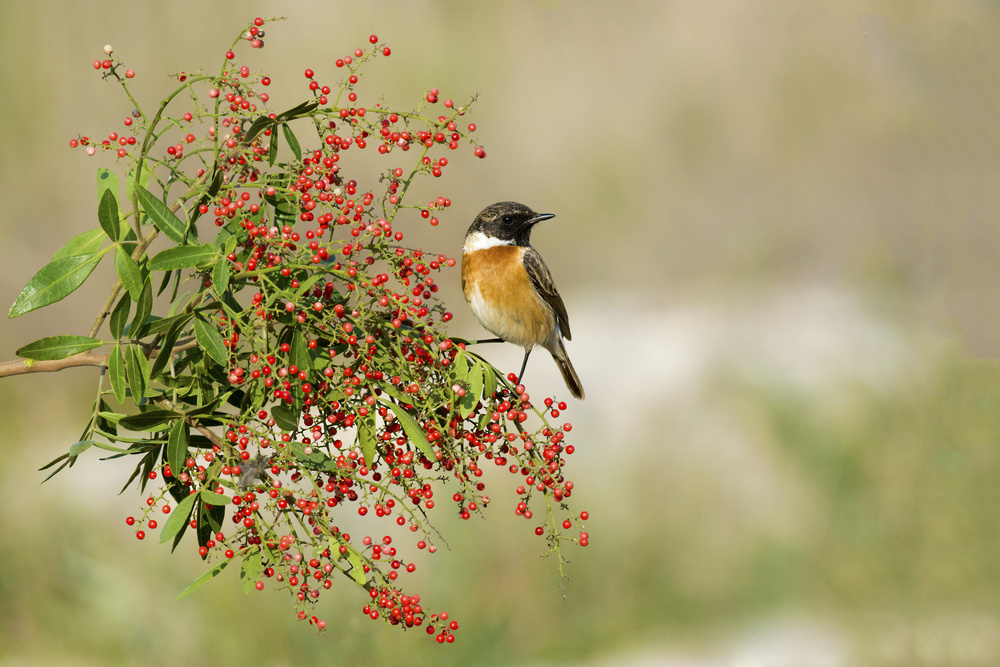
xmin=461 ymin=201 xmax=584 ymax=399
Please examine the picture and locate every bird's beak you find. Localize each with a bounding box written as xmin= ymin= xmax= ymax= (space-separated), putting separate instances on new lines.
xmin=528 ymin=212 xmax=555 ymax=226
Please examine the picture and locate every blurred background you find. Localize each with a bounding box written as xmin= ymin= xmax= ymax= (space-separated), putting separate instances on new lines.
xmin=2 ymin=0 xmax=1000 ymax=665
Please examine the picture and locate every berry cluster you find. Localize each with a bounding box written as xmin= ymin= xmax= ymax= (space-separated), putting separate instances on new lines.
xmin=39 ymin=17 xmax=587 ymax=643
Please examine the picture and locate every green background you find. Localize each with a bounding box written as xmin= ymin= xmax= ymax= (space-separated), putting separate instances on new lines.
xmin=3 ymin=1 xmax=1000 ymax=665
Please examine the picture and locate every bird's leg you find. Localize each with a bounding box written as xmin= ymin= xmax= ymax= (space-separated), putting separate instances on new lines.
xmin=515 ymin=349 xmax=532 ymax=387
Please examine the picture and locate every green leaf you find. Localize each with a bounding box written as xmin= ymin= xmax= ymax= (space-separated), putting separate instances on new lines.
xmin=358 ymin=415 xmax=377 ymax=468
xmin=345 ymin=548 xmax=367 ymax=585
xmin=289 ymin=441 xmax=336 ymax=473
xmin=193 ymin=316 xmax=227 ymax=365
xmin=96 ymin=411 xmax=127 ymax=426
xmin=289 ymin=330 xmax=312 ymax=376
xmin=125 ymin=161 xmax=150 ymax=205
xmin=69 ymin=440 xmax=96 ymax=457
xmin=267 ymin=128 xmax=279 ymax=166
xmin=98 ymin=188 xmax=120 ymax=241
xmin=270 ymin=404 xmax=298 ymax=432
xmin=382 ymin=401 xmax=435 ymax=460
xmin=459 ymin=362 xmax=484 ymax=420
xmin=281 ymin=123 xmax=302 ymax=160
xmin=201 ymin=487 xmax=229 ymax=508
xmin=184 ymin=390 xmax=233 ymax=418
xmin=149 ymin=244 xmax=216 ymax=271
xmin=481 ymin=362 xmax=498 ymax=400
xmin=243 ymin=115 xmax=274 ymax=144
xmin=160 ymin=490 xmax=198 ymax=544
xmin=118 ymin=408 xmax=183 ymax=431
xmin=197 ymin=500 xmax=224 ymax=548
xmin=109 ymin=344 xmax=127 ymax=403
xmin=276 ymin=100 xmax=320 ymax=121
xmin=291 ymin=273 xmax=327 ymax=300
xmin=125 ymin=345 xmax=149 ymax=402
xmin=109 ymin=292 xmax=131 ymax=339
xmin=149 ymin=314 xmax=191 ymax=380
xmin=166 ymin=419 xmax=189 ymax=481
xmin=169 ymin=508 xmax=191 ymax=553
xmin=92 ymin=441 xmax=128 ymax=454
xmin=9 ymin=251 xmax=106 ymax=318
xmin=373 ymin=381 xmax=408 ymax=403
xmin=145 ymin=311 xmax=193 ymax=336
xmin=156 ymin=269 xmax=173 ymax=297
xmin=96 ymin=168 xmax=119 ymax=207
xmin=212 ymin=258 xmax=231 ymax=295
xmin=175 ymin=552 xmax=231 ymax=600
xmin=39 ymin=457 xmax=70 ymax=480
xmin=241 ymin=549 xmax=264 ymax=594
xmin=15 ymin=335 xmax=103 ymax=361
xmin=135 ymin=184 xmax=190 ymax=245
xmin=52 ymin=228 xmax=106 ymax=261
xmin=453 ymin=349 xmax=469 ymax=382
xmin=213 ymin=226 xmax=233 ymax=252
xmin=130 ymin=279 xmax=153 ymax=338
xmin=114 ymin=245 xmax=143 ymax=301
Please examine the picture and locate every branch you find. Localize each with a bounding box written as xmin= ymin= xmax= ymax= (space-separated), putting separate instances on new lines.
xmin=0 ymin=350 xmax=109 ymax=377
xmin=0 ymin=338 xmax=200 ymax=379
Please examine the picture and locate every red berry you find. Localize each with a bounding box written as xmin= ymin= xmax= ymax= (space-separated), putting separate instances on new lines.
xmin=382 ymin=47 xmax=391 ymax=56
xmin=305 ymin=68 xmax=314 ymax=78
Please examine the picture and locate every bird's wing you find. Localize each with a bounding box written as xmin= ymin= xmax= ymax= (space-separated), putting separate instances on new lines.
xmin=522 ymin=246 xmax=572 ymax=340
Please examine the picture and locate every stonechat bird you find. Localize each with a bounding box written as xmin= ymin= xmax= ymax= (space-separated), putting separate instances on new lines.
xmin=461 ymin=201 xmax=585 ymax=399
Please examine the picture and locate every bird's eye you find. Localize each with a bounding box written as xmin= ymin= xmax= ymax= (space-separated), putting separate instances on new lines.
xmin=502 ymin=215 xmax=513 ymax=224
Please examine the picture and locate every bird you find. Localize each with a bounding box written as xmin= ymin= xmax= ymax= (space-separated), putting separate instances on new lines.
xmin=461 ymin=201 xmax=584 ymax=399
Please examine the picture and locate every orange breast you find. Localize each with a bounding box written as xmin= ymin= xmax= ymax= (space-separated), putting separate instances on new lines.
xmin=462 ymin=247 xmax=556 ymax=350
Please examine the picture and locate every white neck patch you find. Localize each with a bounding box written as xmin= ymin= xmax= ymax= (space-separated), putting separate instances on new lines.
xmin=463 ymin=230 xmax=513 ymax=253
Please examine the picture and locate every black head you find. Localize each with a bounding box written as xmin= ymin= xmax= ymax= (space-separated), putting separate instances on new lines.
xmin=467 ymin=201 xmax=555 ymax=246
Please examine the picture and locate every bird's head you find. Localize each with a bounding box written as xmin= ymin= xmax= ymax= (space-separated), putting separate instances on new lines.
xmin=466 ymin=201 xmax=554 ymax=247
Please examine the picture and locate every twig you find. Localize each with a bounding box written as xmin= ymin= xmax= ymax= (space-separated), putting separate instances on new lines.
xmin=0 ymin=338 xmax=200 ymax=380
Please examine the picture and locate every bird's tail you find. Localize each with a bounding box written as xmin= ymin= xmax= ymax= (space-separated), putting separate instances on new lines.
xmin=549 ymin=339 xmax=585 ymax=400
